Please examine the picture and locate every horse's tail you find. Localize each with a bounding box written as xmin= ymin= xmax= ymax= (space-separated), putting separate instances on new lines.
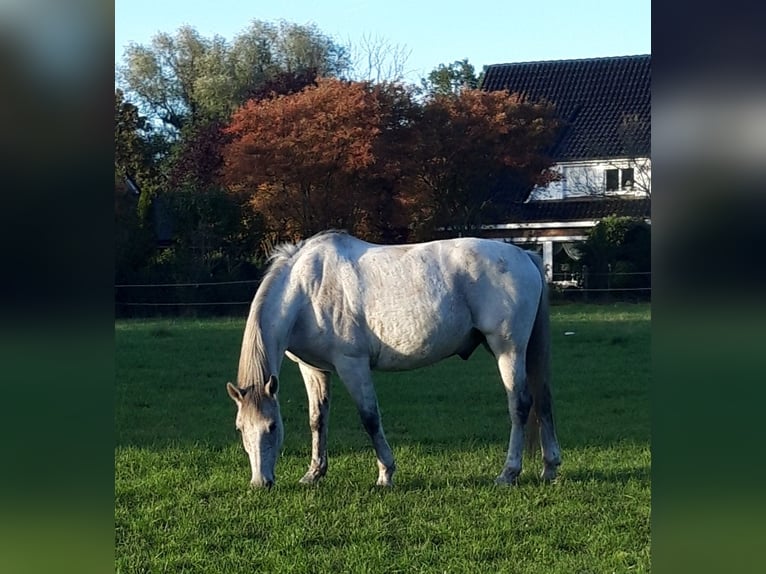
xmin=524 ymin=252 xmax=552 ymax=457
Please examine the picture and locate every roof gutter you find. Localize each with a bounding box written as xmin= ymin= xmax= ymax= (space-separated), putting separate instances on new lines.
xmin=481 ymin=220 xmax=599 ymax=230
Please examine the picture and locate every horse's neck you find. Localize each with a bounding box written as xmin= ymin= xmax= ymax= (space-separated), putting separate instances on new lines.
xmin=244 ymin=271 xmax=303 ymax=380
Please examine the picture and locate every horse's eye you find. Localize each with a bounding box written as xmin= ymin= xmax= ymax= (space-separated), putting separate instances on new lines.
xmin=268 ymin=422 xmax=277 ymax=433
xmin=235 ymin=426 xmax=242 ymax=433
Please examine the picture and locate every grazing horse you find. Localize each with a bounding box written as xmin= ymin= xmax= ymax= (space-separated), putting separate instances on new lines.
xmin=226 ymin=231 xmax=561 ymax=488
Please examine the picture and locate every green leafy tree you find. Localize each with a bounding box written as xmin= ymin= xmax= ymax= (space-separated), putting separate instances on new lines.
xmin=580 ymin=216 xmax=651 ymax=291
xmin=157 ymin=119 xmax=265 ymax=281
xmin=116 ymin=19 xmax=349 ymax=280
xmin=421 ymin=59 xmax=481 ymax=97
xmin=159 ymin=187 xmax=264 ymax=281
xmin=114 ymin=89 xmax=162 ymax=282
xmin=114 ymin=89 xmax=163 ymax=183
xmin=117 ymin=21 xmax=350 ymax=132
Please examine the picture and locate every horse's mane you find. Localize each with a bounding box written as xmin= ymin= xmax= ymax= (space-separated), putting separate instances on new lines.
xmin=237 ymin=230 xmax=348 ymax=393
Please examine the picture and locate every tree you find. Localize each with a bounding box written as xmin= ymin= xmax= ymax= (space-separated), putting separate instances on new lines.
xmin=244 ymin=67 xmax=319 ymax=102
xmin=407 ymin=89 xmax=560 ymax=237
xmin=158 ymin=186 xmax=264 ymax=280
xmin=117 ymin=20 xmax=350 ymax=132
xmin=222 ymin=78 xmax=414 ymax=242
xmin=114 ymin=89 xmax=165 ymax=184
xmin=114 ymin=89 xmax=163 ymax=282
xmin=116 ymin=87 xmax=265 ymax=284
xmin=166 ymin=119 xmax=231 ymax=191
xmin=118 ymin=26 xmax=214 ymax=131
xmin=580 ymin=216 xmax=651 ymax=292
xmin=116 ymin=20 xmax=351 ymax=274
xmin=244 ymin=20 xmax=349 ymax=77
xmin=159 ymin=117 xmax=266 ymax=280
xmin=421 ymin=59 xmax=481 ymax=97
xmin=346 ymin=33 xmax=412 ymax=83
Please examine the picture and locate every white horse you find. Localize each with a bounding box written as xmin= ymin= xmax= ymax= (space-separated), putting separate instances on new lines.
xmin=226 ymin=231 xmax=561 ymax=488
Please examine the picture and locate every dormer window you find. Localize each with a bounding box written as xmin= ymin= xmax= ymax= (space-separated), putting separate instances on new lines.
xmin=605 ymin=167 xmax=635 ymax=192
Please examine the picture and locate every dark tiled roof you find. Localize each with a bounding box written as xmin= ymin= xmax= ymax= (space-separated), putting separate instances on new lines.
xmin=482 ymin=55 xmax=650 ymax=161
xmin=486 ymin=197 xmax=651 ymax=225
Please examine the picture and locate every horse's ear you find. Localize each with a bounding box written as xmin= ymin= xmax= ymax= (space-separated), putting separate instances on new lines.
xmin=226 ymin=382 xmax=244 ymax=404
xmin=265 ymin=375 xmax=279 ymax=397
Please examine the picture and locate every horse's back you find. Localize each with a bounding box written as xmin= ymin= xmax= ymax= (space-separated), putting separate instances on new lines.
xmin=433 ymin=237 xmax=543 ymax=335
xmin=286 ymin=233 xmax=542 ymax=371
xmin=357 ymin=236 xmax=542 ymax=366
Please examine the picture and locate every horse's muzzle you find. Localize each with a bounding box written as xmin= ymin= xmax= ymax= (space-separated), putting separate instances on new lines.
xmin=250 ymin=477 xmax=274 ymax=489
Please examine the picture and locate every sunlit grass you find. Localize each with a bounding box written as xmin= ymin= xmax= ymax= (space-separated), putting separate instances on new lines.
xmin=116 ymin=302 xmax=650 ymax=573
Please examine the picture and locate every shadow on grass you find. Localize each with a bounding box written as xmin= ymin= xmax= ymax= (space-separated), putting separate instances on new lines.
xmin=558 ymin=465 xmax=650 ymax=484
xmin=257 ymin=464 xmax=650 ymax=494
xmin=386 ymin=462 xmax=650 ymax=491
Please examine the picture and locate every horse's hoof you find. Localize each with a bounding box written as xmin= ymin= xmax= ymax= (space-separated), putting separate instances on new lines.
xmin=494 ymin=476 xmax=518 ymax=486
xmin=541 ymin=466 xmax=559 ymax=482
xmin=299 ymin=472 xmax=321 ymax=485
xmin=376 ymin=464 xmax=395 ymax=487
xmin=495 ymin=470 xmax=520 ymax=485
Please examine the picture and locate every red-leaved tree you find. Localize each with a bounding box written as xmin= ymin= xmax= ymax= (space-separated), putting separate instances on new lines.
xmin=223 ymin=80 xmax=560 ymax=244
xmin=223 ymin=77 xmax=403 ymax=242
xmin=406 ymin=89 xmax=560 ymax=237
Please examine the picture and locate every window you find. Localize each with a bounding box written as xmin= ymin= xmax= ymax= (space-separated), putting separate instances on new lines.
xmin=605 ymin=169 xmax=619 ymax=191
xmin=605 ymin=167 xmax=635 ymax=192
xmin=621 ymin=168 xmax=634 ymax=190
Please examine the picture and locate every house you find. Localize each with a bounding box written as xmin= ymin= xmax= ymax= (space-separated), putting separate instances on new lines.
xmin=480 ymin=54 xmax=651 ymax=283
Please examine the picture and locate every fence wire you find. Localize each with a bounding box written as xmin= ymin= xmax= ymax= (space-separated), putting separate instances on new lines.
xmin=115 ymin=271 xmax=650 ymax=311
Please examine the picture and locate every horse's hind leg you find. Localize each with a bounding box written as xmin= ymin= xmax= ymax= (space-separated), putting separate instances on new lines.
xmin=489 ymin=338 xmax=531 ymax=485
xmin=297 ymin=363 xmax=331 ymax=484
xmin=532 ymin=381 xmax=561 ymax=481
xmin=334 ymin=358 xmax=396 ymax=486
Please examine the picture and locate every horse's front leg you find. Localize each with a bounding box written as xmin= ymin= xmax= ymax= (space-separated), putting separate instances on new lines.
xmin=297 ymin=363 xmax=331 ymax=485
xmin=335 ymin=358 xmax=396 ymax=487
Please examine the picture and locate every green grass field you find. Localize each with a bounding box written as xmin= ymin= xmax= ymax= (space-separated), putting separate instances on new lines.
xmin=115 ymin=302 xmax=650 ymax=573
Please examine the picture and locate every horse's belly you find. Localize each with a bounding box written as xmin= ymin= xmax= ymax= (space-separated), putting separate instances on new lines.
xmin=369 ymin=303 xmax=473 ymax=371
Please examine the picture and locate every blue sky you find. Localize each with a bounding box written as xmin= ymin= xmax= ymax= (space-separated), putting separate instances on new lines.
xmin=115 ymin=0 xmax=650 ymax=84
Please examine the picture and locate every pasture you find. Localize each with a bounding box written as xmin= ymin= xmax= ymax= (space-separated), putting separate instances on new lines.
xmin=115 ymin=303 xmax=650 ymax=573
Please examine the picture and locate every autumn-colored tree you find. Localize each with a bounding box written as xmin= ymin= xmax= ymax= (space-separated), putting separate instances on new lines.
xmin=407 ymin=89 xmax=560 ymax=237
xmin=167 ymin=119 xmax=231 ymax=191
xmin=355 ymin=81 xmax=421 ymax=242
xmin=223 ymin=77 xmax=410 ymax=242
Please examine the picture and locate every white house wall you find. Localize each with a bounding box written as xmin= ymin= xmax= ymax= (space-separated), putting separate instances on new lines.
xmin=529 ymin=157 xmax=651 ymax=201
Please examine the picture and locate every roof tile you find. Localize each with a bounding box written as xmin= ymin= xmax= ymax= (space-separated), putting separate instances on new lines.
xmin=482 ymin=55 xmax=651 ymax=161
xmin=501 ymin=196 xmax=651 ymax=224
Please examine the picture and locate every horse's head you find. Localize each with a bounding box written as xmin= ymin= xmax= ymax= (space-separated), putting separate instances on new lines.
xmin=226 ymin=376 xmax=284 ymax=488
